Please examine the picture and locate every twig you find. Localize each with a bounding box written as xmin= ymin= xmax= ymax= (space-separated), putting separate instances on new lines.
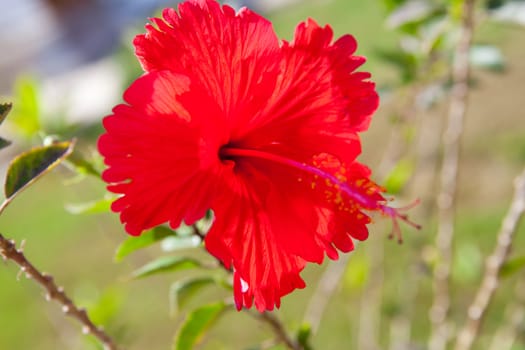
xmin=191 ymin=223 xmax=206 ymax=240
xmin=253 ymin=311 xmax=302 ymax=350
xmin=0 ymin=233 xmax=120 ymax=350
xmin=454 ymin=168 xmax=525 ymax=350
xmin=428 ymin=1 xmax=477 ymax=349
xmin=488 ymin=278 xmax=525 ymax=350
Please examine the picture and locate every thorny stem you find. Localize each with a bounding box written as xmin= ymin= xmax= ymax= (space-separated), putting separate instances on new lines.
xmin=454 ymin=168 xmax=525 ymax=350
xmin=0 ymin=233 xmax=120 ymax=350
xmin=429 ymin=0 xmax=476 ymax=349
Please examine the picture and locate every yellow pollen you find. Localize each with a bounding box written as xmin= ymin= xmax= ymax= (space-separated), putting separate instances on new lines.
xmin=334 ymin=192 xmax=343 ymax=205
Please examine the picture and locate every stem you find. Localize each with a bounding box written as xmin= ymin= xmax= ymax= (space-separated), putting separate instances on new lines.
xmin=488 ymin=278 xmax=525 ymax=350
xmin=454 ymin=168 xmax=525 ymax=350
xmin=0 ymin=233 xmax=120 ymax=350
xmin=429 ymin=1 xmax=477 ymax=349
xmin=191 ymin=223 xmax=206 ymax=240
xmin=252 ymin=311 xmax=302 ymax=350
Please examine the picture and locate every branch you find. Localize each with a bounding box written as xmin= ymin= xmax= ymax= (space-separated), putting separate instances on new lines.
xmin=0 ymin=233 xmax=120 ymax=350
xmin=488 ymin=278 xmax=525 ymax=350
xmin=429 ymin=1 xmax=477 ymax=349
xmin=454 ymin=168 xmax=525 ymax=350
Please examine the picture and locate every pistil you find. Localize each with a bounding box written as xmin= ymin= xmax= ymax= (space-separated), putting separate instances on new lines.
xmin=220 ymin=146 xmax=420 ymax=242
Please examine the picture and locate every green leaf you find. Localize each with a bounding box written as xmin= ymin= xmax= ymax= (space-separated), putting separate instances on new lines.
xmin=67 ymin=150 xmax=102 ymax=177
xmin=0 ymin=102 xmax=12 ymax=125
xmin=485 ymin=0 xmax=506 ymax=10
xmin=382 ymin=0 xmax=409 ymax=12
xmin=4 ymin=141 xmax=75 ymax=199
xmin=77 ymin=286 xmax=124 ymax=326
xmin=448 ymin=0 xmax=464 ymax=21
xmin=115 ymin=226 xmax=176 ymax=262
xmin=170 ymin=277 xmax=217 ymax=315
xmin=10 ymin=77 xmax=41 ymax=137
xmin=501 ymin=256 xmax=525 ymax=278
xmin=161 ymin=235 xmax=202 ymax=252
xmin=65 ymin=197 xmax=113 ymax=215
xmin=0 ymin=138 xmax=11 ymax=150
xmin=0 ymin=103 xmax=13 ymax=150
xmin=343 ymin=255 xmax=369 ymax=290
xmin=132 ymin=256 xmax=202 ymax=279
xmin=384 ymin=159 xmax=415 ymax=194
xmin=386 ymin=0 xmax=435 ymax=29
xmin=174 ymin=302 xmax=229 ymax=350
xmin=297 ymin=323 xmax=313 ymax=350
xmin=375 ymin=49 xmax=419 ymax=83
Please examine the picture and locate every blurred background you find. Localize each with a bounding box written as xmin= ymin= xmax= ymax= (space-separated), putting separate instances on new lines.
xmin=1 ymin=0 xmax=525 ymax=349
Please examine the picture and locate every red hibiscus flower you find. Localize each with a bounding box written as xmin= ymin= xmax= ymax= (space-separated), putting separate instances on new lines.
xmin=98 ymin=0 xmax=417 ymax=311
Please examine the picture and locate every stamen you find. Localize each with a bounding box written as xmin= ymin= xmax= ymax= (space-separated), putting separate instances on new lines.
xmin=380 ymin=199 xmax=422 ymax=244
xmin=220 ymin=147 xmax=374 ymax=208
xmin=220 ymin=146 xmax=420 ymax=239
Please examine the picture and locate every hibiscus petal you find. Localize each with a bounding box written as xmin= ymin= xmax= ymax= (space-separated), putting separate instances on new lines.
xmin=236 ymin=18 xmax=377 ymax=167
xmin=205 ymin=150 xmax=385 ymax=310
xmin=205 ymin=166 xmax=308 ymax=311
xmin=134 ymin=0 xmax=281 ymax=124
xmin=99 ymin=70 xmax=226 ymax=235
